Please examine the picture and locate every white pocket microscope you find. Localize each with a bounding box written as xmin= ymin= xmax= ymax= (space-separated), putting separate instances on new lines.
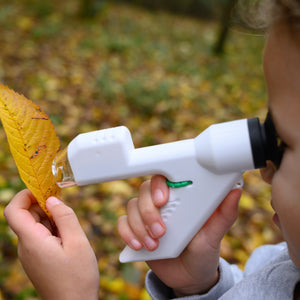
xmin=52 ymin=113 xmax=282 ymax=263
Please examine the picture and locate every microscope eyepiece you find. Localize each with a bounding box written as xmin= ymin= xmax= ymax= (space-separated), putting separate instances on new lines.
xmin=248 ymin=112 xmax=283 ymax=169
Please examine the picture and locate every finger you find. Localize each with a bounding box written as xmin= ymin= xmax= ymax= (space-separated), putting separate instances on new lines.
xmin=29 ymin=203 xmax=48 ymax=222
xmin=151 ymin=175 xmax=169 ymax=207
xmin=4 ymin=189 xmax=48 ymax=239
xmin=217 ymin=188 xmax=242 ymax=226
xmin=117 ymin=215 xmax=143 ymax=250
xmin=46 ymin=197 xmax=87 ymax=249
xmin=4 ymin=189 xmax=35 ymax=218
xmin=138 ymin=181 xmax=166 ymax=239
xmin=203 ymin=189 xmax=242 ymax=246
xmin=29 ymin=204 xmax=53 ymax=233
xmin=127 ymin=198 xmax=158 ymax=251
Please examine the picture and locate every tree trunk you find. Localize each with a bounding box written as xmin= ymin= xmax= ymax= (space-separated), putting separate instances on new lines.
xmin=213 ymin=0 xmax=238 ymax=55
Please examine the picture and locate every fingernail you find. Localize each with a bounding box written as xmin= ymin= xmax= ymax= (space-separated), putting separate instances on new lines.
xmin=151 ymin=222 xmax=164 ymax=237
xmin=154 ymin=189 xmax=164 ymax=205
xmin=130 ymin=239 xmax=142 ymax=250
xmin=143 ymin=236 xmax=157 ymax=250
xmin=46 ymin=197 xmax=61 ymax=208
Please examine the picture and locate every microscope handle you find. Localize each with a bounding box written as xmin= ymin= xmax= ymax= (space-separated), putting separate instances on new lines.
xmin=119 ymin=171 xmax=243 ymax=263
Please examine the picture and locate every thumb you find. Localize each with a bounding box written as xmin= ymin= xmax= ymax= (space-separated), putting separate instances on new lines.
xmin=201 ymin=189 xmax=242 ymax=246
xmin=46 ymin=197 xmax=86 ymax=247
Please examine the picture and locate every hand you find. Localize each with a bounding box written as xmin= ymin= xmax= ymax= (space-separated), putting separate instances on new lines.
xmin=4 ymin=189 xmax=100 ymax=300
xmin=118 ymin=175 xmax=241 ymax=296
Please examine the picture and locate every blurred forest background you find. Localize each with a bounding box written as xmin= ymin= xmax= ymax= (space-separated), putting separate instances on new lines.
xmin=0 ymin=0 xmax=283 ymax=299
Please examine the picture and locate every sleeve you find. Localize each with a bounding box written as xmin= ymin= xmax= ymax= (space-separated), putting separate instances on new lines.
xmin=145 ymin=258 xmax=243 ymax=300
xmin=145 ymin=243 xmax=287 ymax=299
xmin=243 ymin=242 xmax=286 ymax=276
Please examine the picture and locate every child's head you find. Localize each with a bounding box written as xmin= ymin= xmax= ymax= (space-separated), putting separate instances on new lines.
xmin=258 ymin=0 xmax=300 ymax=267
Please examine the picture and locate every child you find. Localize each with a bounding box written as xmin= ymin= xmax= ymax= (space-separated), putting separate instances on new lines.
xmin=4 ymin=0 xmax=300 ymax=299
xmin=118 ymin=1 xmax=300 ymax=299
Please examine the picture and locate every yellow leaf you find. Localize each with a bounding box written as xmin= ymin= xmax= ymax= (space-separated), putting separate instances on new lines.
xmin=0 ymin=84 xmax=61 ymax=216
xmin=101 ymin=276 xmax=125 ymax=293
xmin=124 ymin=283 xmax=143 ymax=299
xmin=141 ymin=288 xmax=152 ymax=300
xmin=239 ymin=193 xmax=255 ymax=210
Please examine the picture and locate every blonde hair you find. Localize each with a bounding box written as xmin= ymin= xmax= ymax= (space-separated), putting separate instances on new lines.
xmin=238 ymin=0 xmax=300 ymax=30
xmin=267 ymin=0 xmax=300 ymax=25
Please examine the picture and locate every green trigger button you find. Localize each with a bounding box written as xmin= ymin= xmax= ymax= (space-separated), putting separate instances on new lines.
xmin=166 ymin=180 xmax=193 ymax=188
